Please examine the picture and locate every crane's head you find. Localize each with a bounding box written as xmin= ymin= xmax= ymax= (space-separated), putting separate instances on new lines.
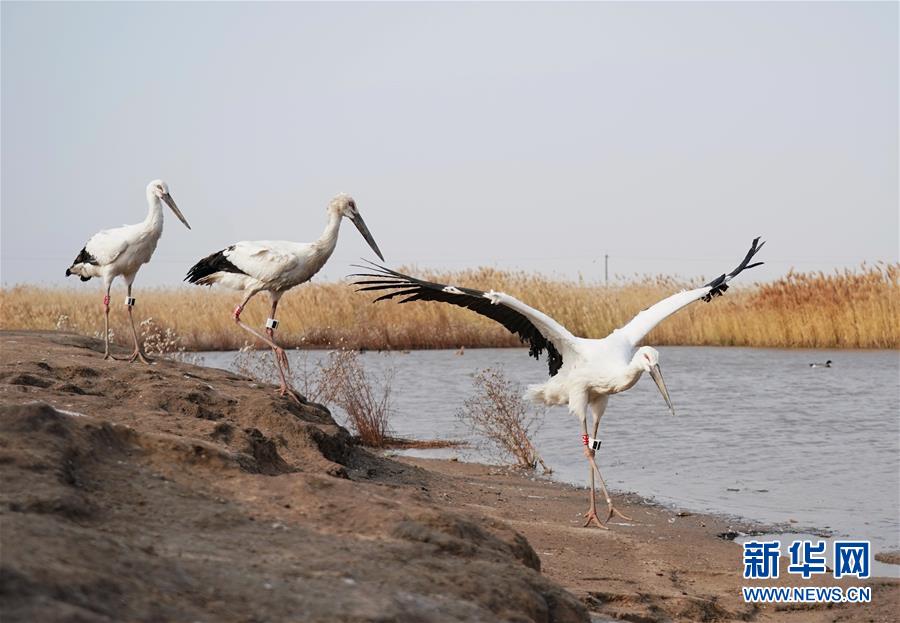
xmin=329 ymin=193 xmax=384 ymax=261
xmin=147 ymin=179 xmax=191 ymax=230
xmin=635 ymin=346 xmax=675 ymax=416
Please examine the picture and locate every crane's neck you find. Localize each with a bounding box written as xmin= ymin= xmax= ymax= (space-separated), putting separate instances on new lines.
xmin=312 ymin=209 xmax=343 ymax=258
xmin=143 ymin=191 xmax=164 ymax=233
xmin=612 ymin=353 xmax=648 ymax=393
xmin=629 ymin=351 xmax=648 ymax=373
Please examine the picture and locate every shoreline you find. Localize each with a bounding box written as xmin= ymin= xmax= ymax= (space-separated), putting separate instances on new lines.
xmin=1 ymin=331 xmax=897 ymax=622
xmin=393 ymin=448 xmax=900 ymax=567
xmin=394 ymin=457 xmax=900 ymax=620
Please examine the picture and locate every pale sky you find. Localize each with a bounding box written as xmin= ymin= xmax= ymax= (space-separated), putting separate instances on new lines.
xmin=2 ymin=1 xmax=897 ymax=288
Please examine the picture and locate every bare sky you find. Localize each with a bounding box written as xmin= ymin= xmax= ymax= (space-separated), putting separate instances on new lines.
xmin=2 ymin=1 xmax=897 ymax=288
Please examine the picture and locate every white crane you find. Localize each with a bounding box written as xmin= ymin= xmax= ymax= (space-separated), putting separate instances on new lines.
xmin=185 ymin=193 xmax=384 ymax=401
xmin=354 ymin=238 xmax=765 ymax=528
xmin=66 ymin=179 xmax=191 ymax=363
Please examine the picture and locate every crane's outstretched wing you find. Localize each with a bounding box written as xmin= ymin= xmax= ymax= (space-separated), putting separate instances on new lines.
xmin=352 ymin=263 xmax=580 ymax=376
xmin=616 ymin=237 xmax=765 ymax=346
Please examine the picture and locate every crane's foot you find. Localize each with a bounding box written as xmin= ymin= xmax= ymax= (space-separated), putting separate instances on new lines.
xmin=583 ymin=507 xmax=610 ymax=530
xmin=277 ymin=385 xmax=306 ymax=405
xmin=128 ymin=350 xmax=154 ymax=364
xmin=606 ymin=504 xmax=633 ymax=522
xmin=103 ymin=352 xmax=112 ymax=360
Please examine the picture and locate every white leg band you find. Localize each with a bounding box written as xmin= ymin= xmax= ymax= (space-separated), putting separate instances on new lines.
xmin=588 ymin=437 xmax=602 ymax=451
xmin=265 ymin=318 xmax=279 ymax=330
xmin=125 ymin=297 xmax=136 ymax=307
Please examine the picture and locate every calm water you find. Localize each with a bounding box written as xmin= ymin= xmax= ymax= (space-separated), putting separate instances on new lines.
xmin=199 ymin=347 xmax=900 ymax=555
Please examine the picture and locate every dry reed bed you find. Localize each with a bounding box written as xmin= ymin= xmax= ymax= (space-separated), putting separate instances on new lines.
xmin=1 ymin=264 xmax=896 ymax=350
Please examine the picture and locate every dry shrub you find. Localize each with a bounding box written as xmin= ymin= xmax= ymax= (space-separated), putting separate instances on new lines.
xmin=232 ymin=347 xmax=328 ymax=402
xmin=139 ymin=317 xmax=183 ymax=356
xmin=231 ymin=347 xmax=394 ymax=447
xmin=1 ymin=263 xmax=896 ymax=349
xmin=317 ymin=350 xmax=394 ymax=448
xmin=233 ymin=346 xmax=280 ymax=383
xmin=458 ymin=368 xmax=550 ymax=472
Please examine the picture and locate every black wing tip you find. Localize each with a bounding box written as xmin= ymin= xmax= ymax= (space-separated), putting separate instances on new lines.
xmin=350 ymin=259 xmax=392 ymax=273
xmin=65 ymin=268 xmax=90 ymax=282
xmin=66 ymin=246 xmax=98 ymax=280
xmin=702 ymin=237 xmax=766 ymax=301
xmin=185 ymin=248 xmax=245 ymax=284
xmin=349 ymin=264 xmax=565 ymax=377
xmin=70 ymin=246 xmax=98 ymax=268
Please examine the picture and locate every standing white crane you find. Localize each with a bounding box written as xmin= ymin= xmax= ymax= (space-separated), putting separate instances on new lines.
xmin=185 ymin=193 xmax=384 ymax=402
xmin=66 ymin=179 xmax=191 ymax=363
xmin=354 ymin=238 xmax=765 ymax=528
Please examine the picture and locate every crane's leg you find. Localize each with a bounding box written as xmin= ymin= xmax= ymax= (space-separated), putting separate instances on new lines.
xmin=232 ymin=292 xmax=302 ymax=404
xmin=580 ymin=395 xmax=606 ymax=529
xmin=586 ymin=397 xmax=632 ymax=525
xmin=102 ymin=280 xmax=113 ymax=360
xmin=573 ymin=393 xmax=607 ymax=529
xmin=264 ymin=293 xmax=304 ymax=403
xmin=124 ymin=280 xmax=152 ymax=364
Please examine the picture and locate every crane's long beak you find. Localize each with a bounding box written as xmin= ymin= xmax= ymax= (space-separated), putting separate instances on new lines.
xmin=162 ymin=193 xmax=191 ymax=230
xmin=649 ymin=364 xmax=675 ymax=416
xmin=351 ymin=213 xmax=384 ymax=261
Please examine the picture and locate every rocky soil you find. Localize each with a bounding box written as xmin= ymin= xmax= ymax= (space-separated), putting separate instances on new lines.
xmin=0 ymin=331 xmax=585 ymax=623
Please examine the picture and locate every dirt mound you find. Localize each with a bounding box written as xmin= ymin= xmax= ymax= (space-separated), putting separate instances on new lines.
xmin=0 ymin=331 xmax=587 ymax=622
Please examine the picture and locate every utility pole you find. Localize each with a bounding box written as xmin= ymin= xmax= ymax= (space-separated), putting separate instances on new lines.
xmin=604 ymin=254 xmax=609 ymax=286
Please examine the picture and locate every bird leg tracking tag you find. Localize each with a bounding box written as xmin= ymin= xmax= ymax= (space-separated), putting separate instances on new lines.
xmin=103 ymin=295 xmax=110 ymax=307
xmin=125 ymin=297 xmax=136 ymax=307
xmin=265 ymin=318 xmax=279 ymax=330
xmin=583 ymin=435 xmax=602 ymax=451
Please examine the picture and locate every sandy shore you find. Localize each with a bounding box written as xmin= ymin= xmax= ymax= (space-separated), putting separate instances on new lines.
xmin=1 ymin=331 xmax=896 ymax=622
xmin=395 ymin=458 xmax=900 ymax=622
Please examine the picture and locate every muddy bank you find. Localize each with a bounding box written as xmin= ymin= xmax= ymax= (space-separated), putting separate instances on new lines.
xmin=0 ymin=331 xmax=584 ymax=623
xmin=0 ymin=331 xmax=896 ymax=622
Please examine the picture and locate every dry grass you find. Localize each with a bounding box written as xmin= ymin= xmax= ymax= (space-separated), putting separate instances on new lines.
xmin=1 ymin=264 xmax=896 ymax=350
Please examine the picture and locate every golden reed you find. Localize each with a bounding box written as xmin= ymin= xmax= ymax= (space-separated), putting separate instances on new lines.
xmin=1 ymin=264 xmax=896 ymax=351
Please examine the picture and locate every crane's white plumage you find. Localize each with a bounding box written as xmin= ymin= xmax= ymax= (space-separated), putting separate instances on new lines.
xmin=66 ymin=179 xmax=190 ymax=361
xmin=194 ymin=240 xmax=327 ymax=292
xmin=186 ymin=193 xmax=384 ymax=401
xmin=354 ymin=237 xmax=765 ymax=528
xmin=616 ymin=286 xmax=712 ymax=346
